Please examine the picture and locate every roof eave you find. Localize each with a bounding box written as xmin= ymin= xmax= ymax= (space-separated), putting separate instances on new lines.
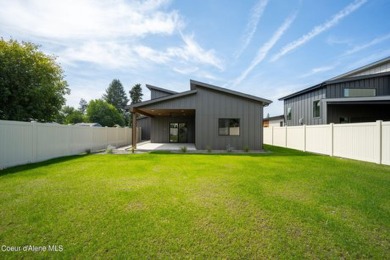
xmin=130 ymin=89 xmax=197 ymax=110
xmin=190 ymin=79 xmax=272 ymax=106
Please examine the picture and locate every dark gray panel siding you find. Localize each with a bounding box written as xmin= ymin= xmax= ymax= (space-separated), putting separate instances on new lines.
xmin=151 ymin=89 xmax=174 ymax=100
xmin=137 ymin=117 xmax=151 ymax=140
xmin=146 ymin=94 xmax=196 ymax=110
xmin=151 ymin=116 xmax=195 ymax=143
xmin=194 ymin=87 xmax=263 ymax=150
xmin=284 ymin=88 xmax=326 ymax=126
xmin=326 ymin=75 xmax=390 ymax=98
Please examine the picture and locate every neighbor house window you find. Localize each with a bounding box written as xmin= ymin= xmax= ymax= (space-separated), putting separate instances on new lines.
xmin=344 ymin=88 xmax=376 ymax=97
xmin=313 ymin=100 xmax=320 ymax=118
xmin=287 ymin=107 xmax=292 ymax=120
xmin=218 ymin=118 xmax=240 ymax=136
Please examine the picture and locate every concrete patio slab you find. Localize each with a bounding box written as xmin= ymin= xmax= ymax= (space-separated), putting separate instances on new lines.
xmin=134 ymin=141 xmax=196 ymax=151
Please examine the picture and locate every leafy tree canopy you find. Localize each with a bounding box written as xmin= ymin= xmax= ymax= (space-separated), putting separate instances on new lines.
xmin=86 ymin=99 xmax=125 ymax=127
xmin=103 ymin=79 xmax=129 ymax=112
xmin=129 ymin=83 xmax=143 ymax=104
xmin=56 ymin=106 xmax=84 ymax=125
xmin=0 ymin=38 xmax=69 ymax=121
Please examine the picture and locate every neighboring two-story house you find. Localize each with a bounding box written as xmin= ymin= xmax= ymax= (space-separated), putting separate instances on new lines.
xmin=279 ymin=57 xmax=390 ymax=126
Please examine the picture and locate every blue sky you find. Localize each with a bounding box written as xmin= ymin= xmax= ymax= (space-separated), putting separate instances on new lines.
xmin=1 ymin=0 xmax=389 ymax=116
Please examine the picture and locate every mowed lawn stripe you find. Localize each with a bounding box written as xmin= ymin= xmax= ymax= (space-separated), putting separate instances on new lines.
xmin=0 ymin=146 xmax=389 ymax=258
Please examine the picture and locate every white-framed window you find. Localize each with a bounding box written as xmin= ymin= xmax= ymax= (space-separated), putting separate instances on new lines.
xmin=218 ymin=118 xmax=240 ymax=136
xmin=313 ymin=100 xmax=320 ymax=118
xmin=344 ymin=88 xmax=376 ymax=97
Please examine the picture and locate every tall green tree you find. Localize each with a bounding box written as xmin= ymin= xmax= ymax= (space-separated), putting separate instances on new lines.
xmin=61 ymin=106 xmax=84 ymax=124
xmin=129 ymin=83 xmax=143 ymax=104
xmin=86 ymin=99 xmax=124 ymax=127
xmin=129 ymin=83 xmax=143 ymax=126
xmin=0 ymin=38 xmax=69 ymax=121
xmin=103 ymin=79 xmax=129 ymax=112
xmin=78 ymin=98 xmax=88 ymax=114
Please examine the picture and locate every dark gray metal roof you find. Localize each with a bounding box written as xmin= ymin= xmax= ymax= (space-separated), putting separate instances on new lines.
xmin=130 ymin=89 xmax=197 ymax=109
xmin=131 ymin=80 xmax=272 ymax=110
xmin=279 ymin=57 xmax=390 ymax=101
xmin=190 ymin=79 xmax=272 ymax=106
xmin=264 ymin=115 xmax=285 ymax=121
xmin=146 ymin=84 xmax=178 ymax=95
xmin=329 ymin=56 xmax=390 ymax=80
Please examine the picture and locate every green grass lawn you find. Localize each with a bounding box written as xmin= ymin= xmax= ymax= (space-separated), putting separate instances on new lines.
xmin=0 ymin=146 xmax=389 ymax=259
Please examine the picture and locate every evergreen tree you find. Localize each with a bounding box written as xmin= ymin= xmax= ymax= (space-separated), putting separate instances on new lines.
xmin=129 ymin=83 xmax=143 ymax=104
xmin=102 ymin=79 xmax=129 ymax=112
xmin=78 ymin=98 xmax=88 ymax=114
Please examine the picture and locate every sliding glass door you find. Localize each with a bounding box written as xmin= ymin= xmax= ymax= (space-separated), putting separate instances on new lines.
xmin=169 ymin=122 xmax=188 ymax=143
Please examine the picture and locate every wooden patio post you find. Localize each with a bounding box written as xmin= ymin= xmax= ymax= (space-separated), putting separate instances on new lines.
xmin=132 ymin=110 xmax=137 ymax=150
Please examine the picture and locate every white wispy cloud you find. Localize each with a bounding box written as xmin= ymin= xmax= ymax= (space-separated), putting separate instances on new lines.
xmin=0 ymin=0 xmax=223 ymax=72
xmin=235 ymin=0 xmax=269 ymax=58
xmin=345 ymin=33 xmax=390 ymax=55
xmin=0 ymin=0 xmax=181 ymax=40
xmin=270 ymin=0 xmax=367 ymax=62
xmin=232 ymin=12 xmax=297 ymax=86
xmin=168 ymin=34 xmax=224 ymax=70
xmin=299 ymin=65 xmax=336 ymax=78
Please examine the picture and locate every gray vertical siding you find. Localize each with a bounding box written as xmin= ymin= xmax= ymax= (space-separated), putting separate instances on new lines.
xmin=137 ymin=117 xmax=151 ymax=140
xmin=151 ymin=89 xmax=175 ymax=100
xmin=195 ymin=87 xmax=263 ymax=150
xmin=326 ymin=75 xmax=390 ymax=98
xmin=284 ymin=88 xmax=326 ymax=126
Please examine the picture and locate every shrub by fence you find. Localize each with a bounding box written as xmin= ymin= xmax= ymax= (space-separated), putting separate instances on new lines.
xmin=0 ymin=120 xmax=141 ymax=169
xmin=264 ymin=120 xmax=390 ymax=165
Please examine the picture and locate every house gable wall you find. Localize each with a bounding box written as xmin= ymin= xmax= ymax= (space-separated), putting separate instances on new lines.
xmin=151 ymin=89 xmax=175 ymax=100
xmin=194 ymin=87 xmax=263 ymax=150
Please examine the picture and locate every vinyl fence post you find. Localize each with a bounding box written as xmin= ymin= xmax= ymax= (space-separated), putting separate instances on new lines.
xmin=377 ymin=120 xmax=382 ymax=164
xmin=330 ymin=123 xmax=334 ymax=157
xmin=285 ymin=126 xmax=288 ymax=148
xmin=271 ymin=126 xmax=274 ymax=145
xmin=303 ymin=125 xmax=306 ymax=152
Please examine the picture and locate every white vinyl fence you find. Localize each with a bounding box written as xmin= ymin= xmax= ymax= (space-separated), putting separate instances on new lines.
xmin=264 ymin=120 xmax=390 ymax=165
xmin=0 ymin=120 xmax=141 ymax=169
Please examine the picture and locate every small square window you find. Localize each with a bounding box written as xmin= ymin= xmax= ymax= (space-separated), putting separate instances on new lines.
xmin=313 ymin=100 xmax=320 ymax=118
xmin=218 ymin=118 xmax=240 ymax=136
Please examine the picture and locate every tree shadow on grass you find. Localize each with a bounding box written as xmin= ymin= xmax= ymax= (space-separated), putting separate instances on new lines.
xmin=0 ymin=154 xmax=90 ymax=177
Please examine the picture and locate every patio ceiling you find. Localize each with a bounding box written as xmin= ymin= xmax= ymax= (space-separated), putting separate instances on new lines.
xmin=133 ymin=108 xmax=195 ymax=117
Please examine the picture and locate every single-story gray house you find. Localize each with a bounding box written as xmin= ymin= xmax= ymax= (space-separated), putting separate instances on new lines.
xmin=130 ymin=80 xmax=272 ymax=150
xmin=263 ymin=115 xmax=285 ymax=127
xmin=279 ymin=56 xmax=390 ymax=126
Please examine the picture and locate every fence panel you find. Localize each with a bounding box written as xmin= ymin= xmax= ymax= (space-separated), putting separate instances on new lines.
xmin=382 ymin=122 xmax=390 ymax=165
xmin=263 ymin=127 xmax=272 ymax=144
xmin=305 ymin=125 xmax=331 ymax=155
xmin=273 ymin=127 xmax=286 ymax=147
xmin=0 ymin=121 xmax=33 ymax=168
xmin=0 ymin=120 xmax=136 ymax=169
xmin=333 ymin=122 xmax=379 ymax=163
xmin=263 ymin=121 xmax=388 ymax=165
xmin=286 ymin=126 xmax=304 ymax=151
